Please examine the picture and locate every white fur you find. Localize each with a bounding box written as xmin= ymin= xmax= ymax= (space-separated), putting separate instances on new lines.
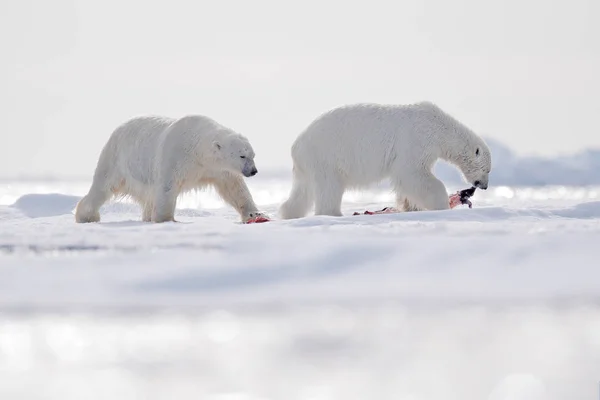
xmin=279 ymin=102 xmax=492 ymax=219
xmin=75 ymin=115 xmax=265 ymax=223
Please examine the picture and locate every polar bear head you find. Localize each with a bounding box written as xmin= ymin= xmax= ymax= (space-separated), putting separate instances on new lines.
xmin=420 ymin=102 xmax=492 ymax=190
xmin=455 ymin=135 xmax=492 ymax=190
xmin=213 ymin=132 xmax=258 ymax=177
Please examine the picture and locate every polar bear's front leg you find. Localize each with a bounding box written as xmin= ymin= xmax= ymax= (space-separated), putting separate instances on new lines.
xmin=398 ymin=196 xmax=424 ymax=212
xmin=401 ymin=172 xmax=450 ymax=211
xmin=212 ymin=172 xmax=264 ymax=222
xmin=393 ymin=187 xmax=424 ymax=212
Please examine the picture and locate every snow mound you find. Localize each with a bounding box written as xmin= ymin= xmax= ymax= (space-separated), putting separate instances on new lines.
xmin=10 ymin=193 xmax=80 ymax=218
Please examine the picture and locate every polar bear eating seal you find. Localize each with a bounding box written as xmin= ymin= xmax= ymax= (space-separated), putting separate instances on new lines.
xmin=279 ymin=102 xmax=492 ymax=219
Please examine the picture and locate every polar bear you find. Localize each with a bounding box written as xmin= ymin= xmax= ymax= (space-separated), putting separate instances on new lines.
xmin=279 ymin=102 xmax=492 ymax=219
xmin=75 ymin=115 xmax=267 ymax=223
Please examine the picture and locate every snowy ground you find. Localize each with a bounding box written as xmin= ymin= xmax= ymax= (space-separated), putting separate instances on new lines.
xmin=1 ymin=177 xmax=600 ymax=400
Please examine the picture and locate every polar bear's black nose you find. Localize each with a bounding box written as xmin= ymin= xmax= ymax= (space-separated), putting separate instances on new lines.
xmin=250 ymin=167 xmax=258 ymax=176
xmin=474 ymin=180 xmax=488 ymax=190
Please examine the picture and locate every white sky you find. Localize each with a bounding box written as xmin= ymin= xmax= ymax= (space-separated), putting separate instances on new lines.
xmin=1 ymin=0 xmax=599 ymax=178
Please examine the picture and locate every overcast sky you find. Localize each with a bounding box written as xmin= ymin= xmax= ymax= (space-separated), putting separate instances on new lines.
xmin=1 ymin=0 xmax=599 ymax=178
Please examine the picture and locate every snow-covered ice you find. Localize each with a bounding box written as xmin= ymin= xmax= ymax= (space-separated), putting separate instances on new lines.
xmin=1 ymin=176 xmax=600 ymax=400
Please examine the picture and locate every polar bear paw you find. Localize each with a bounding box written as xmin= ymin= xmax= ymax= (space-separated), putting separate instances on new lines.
xmin=244 ymin=211 xmax=271 ymax=224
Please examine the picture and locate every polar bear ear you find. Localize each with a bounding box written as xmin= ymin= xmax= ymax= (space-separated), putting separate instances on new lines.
xmin=213 ymin=141 xmax=222 ymax=151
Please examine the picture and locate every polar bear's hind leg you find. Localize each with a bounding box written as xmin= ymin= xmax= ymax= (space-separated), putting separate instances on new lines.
xmin=75 ymin=172 xmax=114 ymax=223
xmin=142 ymin=201 xmax=154 ymax=222
xmin=313 ymin=173 xmax=344 ymax=217
xmin=279 ymin=166 xmax=315 ymax=219
xmin=152 ymin=185 xmax=178 ymax=223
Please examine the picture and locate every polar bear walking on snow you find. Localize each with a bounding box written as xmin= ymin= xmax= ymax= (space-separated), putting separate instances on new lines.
xmin=75 ymin=115 xmax=267 ymax=223
xmin=279 ymin=102 xmax=492 ymax=219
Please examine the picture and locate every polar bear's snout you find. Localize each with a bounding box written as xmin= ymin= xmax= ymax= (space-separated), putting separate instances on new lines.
xmin=242 ymin=160 xmax=258 ymax=177
xmin=473 ymin=177 xmax=488 ymax=190
xmin=245 ymin=166 xmax=258 ymax=177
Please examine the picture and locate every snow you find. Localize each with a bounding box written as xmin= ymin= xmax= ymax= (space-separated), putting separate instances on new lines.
xmin=436 ymin=137 xmax=600 ymax=186
xmin=1 ymin=177 xmax=600 ymax=400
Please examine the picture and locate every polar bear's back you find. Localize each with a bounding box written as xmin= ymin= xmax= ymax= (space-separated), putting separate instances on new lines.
xmin=109 ymin=116 xmax=175 ymax=153
xmin=291 ymin=103 xmax=430 ymax=184
xmin=98 ymin=116 xmax=176 ymax=187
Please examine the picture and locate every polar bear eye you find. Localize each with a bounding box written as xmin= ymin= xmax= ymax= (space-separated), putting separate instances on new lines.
xmin=475 ymin=148 xmax=480 ymax=156
xmin=240 ymin=155 xmax=246 ymax=159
